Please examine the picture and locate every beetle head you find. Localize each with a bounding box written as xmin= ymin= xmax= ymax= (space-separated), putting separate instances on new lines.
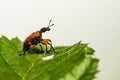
xmin=40 ymin=19 xmax=54 ymax=33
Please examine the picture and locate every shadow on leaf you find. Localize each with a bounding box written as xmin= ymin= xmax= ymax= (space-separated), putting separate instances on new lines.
xmin=28 ymin=48 xmax=44 ymax=54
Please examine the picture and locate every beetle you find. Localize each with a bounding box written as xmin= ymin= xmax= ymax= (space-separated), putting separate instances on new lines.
xmin=19 ymin=19 xmax=56 ymax=56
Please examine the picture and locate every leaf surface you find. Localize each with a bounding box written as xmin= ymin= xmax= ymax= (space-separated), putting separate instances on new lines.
xmin=0 ymin=36 xmax=99 ymax=80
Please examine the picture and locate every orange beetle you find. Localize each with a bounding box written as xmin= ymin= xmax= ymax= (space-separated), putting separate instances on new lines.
xmin=19 ymin=20 xmax=55 ymax=56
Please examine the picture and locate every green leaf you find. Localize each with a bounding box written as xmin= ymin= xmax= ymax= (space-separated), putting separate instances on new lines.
xmin=0 ymin=36 xmax=99 ymax=80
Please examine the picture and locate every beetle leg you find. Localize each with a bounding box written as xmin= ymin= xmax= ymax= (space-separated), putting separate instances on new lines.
xmin=49 ymin=43 xmax=56 ymax=53
xmin=23 ymin=50 xmax=26 ymax=55
xmin=30 ymin=45 xmax=35 ymax=49
xmin=45 ymin=44 xmax=49 ymax=53
xmin=39 ymin=43 xmax=44 ymax=53
xmin=41 ymin=39 xmax=57 ymax=53
xmin=47 ymin=40 xmax=57 ymax=53
xmin=19 ymin=50 xmax=26 ymax=56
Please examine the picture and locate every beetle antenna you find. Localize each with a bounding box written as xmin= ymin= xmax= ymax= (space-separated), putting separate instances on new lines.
xmin=49 ymin=24 xmax=54 ymax=27
xmin=47 ymin=19 xmax=54 ymax=28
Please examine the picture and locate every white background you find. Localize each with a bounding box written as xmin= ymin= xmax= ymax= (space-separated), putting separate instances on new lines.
xmin=0 ymin=0 xmax=120 ymax=80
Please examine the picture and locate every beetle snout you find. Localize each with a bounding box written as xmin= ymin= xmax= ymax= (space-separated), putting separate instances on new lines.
xmin=47 ymin=28 xmax=50 ymax=31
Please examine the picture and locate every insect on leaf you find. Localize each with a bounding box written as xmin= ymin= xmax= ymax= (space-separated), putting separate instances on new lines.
xmin=0 ymin=36 xmax=99 ymax=80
